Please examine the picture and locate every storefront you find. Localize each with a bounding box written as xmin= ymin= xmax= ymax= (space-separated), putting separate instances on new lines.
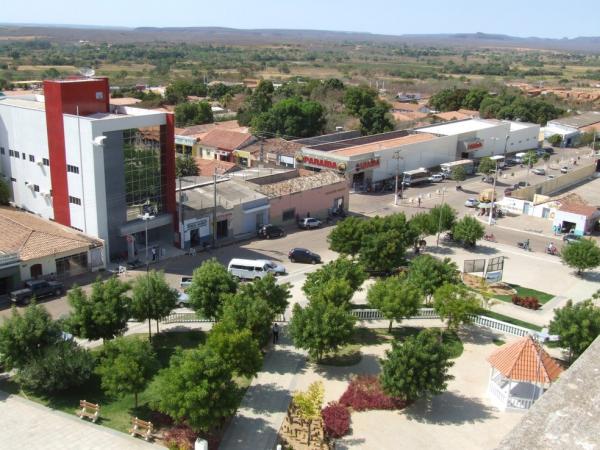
xmin=180 ymin=216 xmax=211 ymax=249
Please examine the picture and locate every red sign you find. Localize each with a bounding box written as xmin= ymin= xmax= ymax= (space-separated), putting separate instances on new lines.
xmin=303 ymin=156 xmax=338 ymax=169
xmin=356 ymin=159 xmax=380 ymax=171
xmin=467 ymin=141 xmax=483 ymax=150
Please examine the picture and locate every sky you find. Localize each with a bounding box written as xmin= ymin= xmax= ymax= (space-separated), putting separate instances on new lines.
xmin=2 ymin=0 xmax=599 ymax=39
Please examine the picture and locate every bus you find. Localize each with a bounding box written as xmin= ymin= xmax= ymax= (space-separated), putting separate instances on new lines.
xmin=402 ymin=168 xmax=430 ymax=186
xmin=440 ymin=159 xmax=475 ymax=176
xmin=490 ymin=155 xmax=506 ymax=169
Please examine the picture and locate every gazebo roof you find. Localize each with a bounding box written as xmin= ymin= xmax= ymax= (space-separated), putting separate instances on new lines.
xmin=487 ymin=336 xmax=563 ymax=384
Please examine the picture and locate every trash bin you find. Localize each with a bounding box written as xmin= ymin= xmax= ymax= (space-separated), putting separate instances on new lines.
xmin=194 ymin=438 xmax=208 ymax=450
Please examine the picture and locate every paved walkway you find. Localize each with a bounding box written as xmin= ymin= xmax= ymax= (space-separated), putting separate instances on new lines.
xmin=0 ymin=390 xmax=163 ymax=449
xmin=219 ymin=329 xmax=306 ymax=450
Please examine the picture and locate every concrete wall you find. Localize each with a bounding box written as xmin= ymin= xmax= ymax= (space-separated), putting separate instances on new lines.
xmin=18 ymin=246 xmax=92 ymax=282
xmin=507 ymin=125 xmax=540 ymax=154
xmin=268 ymin=181 xmax=349 ymax=225
xmin=513 ymin=163 xmax=597 ymax=201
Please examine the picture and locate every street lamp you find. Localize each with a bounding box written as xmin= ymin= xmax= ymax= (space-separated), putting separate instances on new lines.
xmin=488 ymin=138 xmax=499 ymax=226
xmin=393 ymin=151 xmax=404 ymax=206
xmin=138 ymin=212 xmax=155 ymax=271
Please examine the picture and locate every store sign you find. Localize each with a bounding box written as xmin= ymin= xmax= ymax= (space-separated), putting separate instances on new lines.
xmin=175 ymin=136 xmax=196 ymax=146
xmin=356 ymin=158 xmax=380 ymax=171
xmin=302 ymin=156 xmax=338 ymax=169
xmin=183 ymin=217 xmax=210 ymax=237
xmin=467 ymin=140 xmax=483 ymax=150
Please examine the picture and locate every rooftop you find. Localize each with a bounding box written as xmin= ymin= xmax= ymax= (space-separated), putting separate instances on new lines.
xmin=0 ymin=207 xmax=101 ymax=261
xmin=0 ymin=95 xmax=46 ymax=111
xmin=294 ymin=130 xmax=361 ymax=146
xmin=392 ymin=102 xmax=427 ymax=112
xmin=416 ymin=118 xmax=500 ymax=136
xmin=175 ymin=120 xmax=246 ymax=138
xmin=551 ymin=111 xmax=600 ymax=129
xmin=392 ymin=111 xmax=428 ymax=122
xmin=240 ymin=138 xmax=303 ymax=157
xmin=307 ymin=130 xmax=410 ymax=152
xmin=331 ymin=132 xmax=436 ymax=157
xmin=248 ymin=170 xmax=346 ymax=198
xmin=193 ymin=158 xmax=240 ymax=176
xmin=109 ymin=97 xmax=142 ymax=106
xmin=199 ymin=129 xmax=255 ymax=151
xmin=182 ymin=178 xmax=266 ymax=211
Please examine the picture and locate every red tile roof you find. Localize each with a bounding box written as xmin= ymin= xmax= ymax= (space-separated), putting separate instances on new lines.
xmin=241 ymin=138 xmax=303 ymax=158
xmin=487 ymin=336 xmax=563 ymax=384
xmin=199 ymin=129 xmax=254 ymax=151
xmin=194 ymin=158 xmax=239 ymax=176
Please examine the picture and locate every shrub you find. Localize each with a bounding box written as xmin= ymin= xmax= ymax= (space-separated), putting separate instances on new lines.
xmin=511 ymin=295 xmax=541 ymax=310
xmin=339 ymin=375 xmax=406 ymax=411
xmin=163 ymin=424 xmax=197 ymax=450
xmin=321 ymin=402 xmax=350 ymax=438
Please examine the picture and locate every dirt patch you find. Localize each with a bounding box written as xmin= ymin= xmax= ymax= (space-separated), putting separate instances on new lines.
xmin=462 ymin=273 xmax=515 ymax=296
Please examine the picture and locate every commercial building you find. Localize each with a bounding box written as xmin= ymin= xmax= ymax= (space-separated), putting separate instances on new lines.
xmin=238 ymin=138 xmax=304 ymax=168
xmin=0 ymin=77 xmax=176 ymax=263
xmin=543 ymin=111 xmax=600 ymax=146
xmin=174 ymin=120 xmax=248 ymax=157
xmin=197 ymin=129 xmax=255 ymax=163
xmin=0 ymin=206 xmax=103 ymax=293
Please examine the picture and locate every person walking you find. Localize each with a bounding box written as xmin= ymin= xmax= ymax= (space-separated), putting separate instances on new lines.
xmin=151 ymin=247 xmax=157 ymax=262
xmin=272 ymin=323 xmax=280 ymax=344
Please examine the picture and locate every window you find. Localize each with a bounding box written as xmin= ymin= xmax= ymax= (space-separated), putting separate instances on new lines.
xmin=10 ymin=177 xmax=16 ymax=182
xmin=14 ymin=151 xmax=19 ymax=159
xmin=29 ymin=155 xmax=35 ymax=162
xmin=0 ymin=147 xmax=4 ymax=155
xmin=22 ymin=153 xmax=26 ymax=160
xmin=282 ymin=208 xmax=296 ymax=222
xmin=43 ymin=158 xmax=50 ymax=166
xmin=67 ymin=164 xmax=80 ymax=174
xmin=55 ymin=252 xmax=88 ymax=277
xmin=33 ymin=185 xmax=40 ymax=192
xmin=69 ymin=196 xmax=81 ymax=205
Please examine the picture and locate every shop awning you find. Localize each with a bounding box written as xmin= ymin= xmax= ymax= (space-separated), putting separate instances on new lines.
xmin=243 ymin=204 xmax=270 ymax=214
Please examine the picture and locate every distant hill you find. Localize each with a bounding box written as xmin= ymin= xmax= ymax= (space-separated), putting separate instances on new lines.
xmin=1 ymin=24 xmax=599 ymax=52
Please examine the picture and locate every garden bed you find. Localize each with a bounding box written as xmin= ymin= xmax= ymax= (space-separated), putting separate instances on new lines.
xmin=494 ymin=284 xmax=554 ymax=304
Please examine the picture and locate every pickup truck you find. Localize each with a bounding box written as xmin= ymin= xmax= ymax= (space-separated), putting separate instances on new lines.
xmin=10 ymin=279 xmax=64 ymax=305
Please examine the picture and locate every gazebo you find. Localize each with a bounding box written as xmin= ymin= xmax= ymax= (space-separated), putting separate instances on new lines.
xmin=487 ymin=335 xmax=563 ymax=410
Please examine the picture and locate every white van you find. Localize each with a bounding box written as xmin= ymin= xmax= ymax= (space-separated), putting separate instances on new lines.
xmin=227 ymin=258 xmax=275 ymax=280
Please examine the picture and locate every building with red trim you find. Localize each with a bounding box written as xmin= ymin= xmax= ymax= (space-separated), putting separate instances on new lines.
xmin=0 ymin=77 xmax=176 ymax=263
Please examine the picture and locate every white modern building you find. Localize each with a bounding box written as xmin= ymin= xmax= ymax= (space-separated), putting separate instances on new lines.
xmin=0 ymin=78 xmax=177 ymax=263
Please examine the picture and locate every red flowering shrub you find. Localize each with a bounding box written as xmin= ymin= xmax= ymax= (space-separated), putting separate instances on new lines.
xmin=339 ymin=375 xmax=406 ymax=411
xmin=321 ymin=402 xmax=350 ymax=438
xmin=163 ymin=424 xmax=197 ymax=450
xmin=511 ymin=295 xmax=541 ymax=310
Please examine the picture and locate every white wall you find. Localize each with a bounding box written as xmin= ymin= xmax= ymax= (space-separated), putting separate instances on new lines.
xmin=506 ymin=125 xmax=540 ymax=154
xmin=467 ymin=123 xmax=509 ymax=158
xmin=553 ymin=210 xmax=587 ymax=234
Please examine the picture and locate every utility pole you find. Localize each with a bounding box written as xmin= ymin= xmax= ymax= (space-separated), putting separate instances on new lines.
xmin=393 ymin=151 xmax=403 ymax=206
xmin=436 ymin=188 xmax=446 ymax=246
xmin=178 ymin=176 xmax=184 ymax=249
xmin=212 ymin=168 xmax=217 ymax=247
xmin=488 ymin=160 xmax=498 ymax=226
xmin=259 ymin=136 xmax=264 ymax=164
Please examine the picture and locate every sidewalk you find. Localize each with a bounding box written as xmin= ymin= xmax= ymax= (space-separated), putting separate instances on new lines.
xmin=219 ymin=329 xmax=306 ymax=450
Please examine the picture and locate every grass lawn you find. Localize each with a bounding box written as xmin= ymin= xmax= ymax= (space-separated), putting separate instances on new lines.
xmin=481 ymin=311 xmax=543 ymax=332
xmin=0 ymin=331 xmax=251 ymax=435
xmin=494 ymin=284 xmax=555 ymax=304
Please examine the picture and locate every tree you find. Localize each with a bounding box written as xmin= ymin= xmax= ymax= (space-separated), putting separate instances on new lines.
xmin=0 ymin=178 xmax=10 ymax=205
xmin=343 ymin=86 xmax=376 ymax=116
xmin=407 ymin=255 xmax=459 ymax=301
xmin=380 ymin=329 xmax=454 ymax=401
xmin=450 ymin=165 xmax=467 ymax=184
xmin=359 ymin=103 xmax=394 ymax=136
xmin=174 ymin=101 xmax=213 ymax=127
xmin=478 ymin=157 xmax=496 ymax=175
xmin=548 ymin=134 xmax=562 ymax=146
xmin=433 ymin=284 xmax=481 ymax=332
xmin=165 ymin=79 xmax=207 ymax=104
xmin=289 ymin=299 xmax=356 ymax=362
xmin=237 ymin=80 xmax=274 ymax=126
xmin=309 ymin=278 xmax=355 ymax=307
xmin=522 ymin=150 xmax=538 ymax=168
xmin=327 ymin=216 xmax=365 ymax=257
xmin=206 ymin=322 xmax=263 ymax=378
xmin=303 ymin=258 xmax=367 ymax=300
xmin=409 ymin=212 xmax=436 ymax=239
xmin=452 ymin=216 xmax=485 ymax=246
xmin=428 ymin=204 xmax=457 ymax=236
xmin=251 ymin=97 xmax=326 ymax=138
xmin=151 ymin=347 xmax=239 ymax=432
xmin=549 ymin=299 xmax=600 ymax=363
xmin=428 ymin=88 xmax=469 ymax=112
xmin=66 ymin=277 xmax=130 ymax=342
xmin=96 ymin=337 xmax=158 ymax=407
xmin=220 ymin=292 xmax=274 ymax=346
xmin=176 ymin=154 xmax=199 ymax=177
xmin=187 ymin=258 xmax=237 ymax=320
xmin=240 ymin=273 xmax=291 ymax=316
xmin=0 ymin=303 xmax=61 ymax=370
xmin=17 ymin=340 xmax=95 ymax=394
xmin=359 ymin=229 xmax=409 ymax=274
xmin=130 ymin=270 xmax=179 ymax=339
xmin=367 ymin=276 xmax=422 ymax=331
xmin=561 ymin=238 xmax=600 ymax=275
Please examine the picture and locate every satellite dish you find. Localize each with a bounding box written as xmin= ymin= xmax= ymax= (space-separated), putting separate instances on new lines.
xmin=79 ymin=67 xmax=96 ymax=78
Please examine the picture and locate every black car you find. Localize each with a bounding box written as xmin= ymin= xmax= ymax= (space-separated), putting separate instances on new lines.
xmin=563 ymin=233 xmax=582 ymax=244
xmin=10 ymin=279 xmax=64 ymax=305
xmin=257 ymin=224 xmax=285 ymax=239
xmin=288 ymin=248 xmax=321 ymax=264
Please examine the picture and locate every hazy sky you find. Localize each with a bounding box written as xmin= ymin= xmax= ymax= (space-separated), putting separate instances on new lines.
xmin=2 ymin=0 xmax=598 ymax=39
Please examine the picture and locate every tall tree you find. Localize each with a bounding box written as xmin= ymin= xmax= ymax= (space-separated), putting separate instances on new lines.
xmin=452 ymin=216 xmax=485 ymax=246
xmin=0 ymin=303 xmax=61 ymax=370
xmin=478 ymin=157 xmax=496 ymax=175
xmin=0 ymin=178 xmax=10 ymax=205
xmin=450 ymin=166 xmax=467 ymax=185
xmin=206 ymin=322 xmax=263 ymax=378
xmin=359 ymin=230 xmax=409 ymax=274
xmin=220 ymin=292 xmax=274 ymax=347
xmin=96 ymin=337 xmax=159 ymax=407
xmin=187 ymin=258 xmax=238 ymax=320
xmin=174 ymin=101 xmax=213 ymax=127
xmin=239 ymin=273 xmax=291 ymax=317
xmin=359 ymin=103 xmax=394 ymax=136
xmin=407 ymin=255 xmax=459 ymax=302
xmin=303 ymin=257 xmax=367 ymax=300
xmin=176 ymin=154 xmax=199 ymax=177
xmin=561 ymin=238 xmax=600 ymax=275
xmin=66 ymin=277 xmax=130 ymax=342
xmin=428 ymin=204 xmax=457 ymax=236
xmin=151 ymin=347 xmax=239 ymax=432
xmin=433 ymin=284 xmax=481 ymax=332
xmin=380 ymin=329 xmax=454 ymax=401
xmin=308 ymin=278 xmax=355 ymax=308
xmin=289 ymin=299 xmax=356 ymax=362
xmin=549 ymin=299 xmax=600 ymax=363
xmin=130 ymin=270 xmax=179 ymax=339
xmin=327 ymin=216 xmax=365 ymax=257
xmin=251 ymin=97 xmax=326 ymax=138
xmin=367 ymin=276 xmax=422 ymax=331
xmin=343 ymin=86 xmax=377 ymax=116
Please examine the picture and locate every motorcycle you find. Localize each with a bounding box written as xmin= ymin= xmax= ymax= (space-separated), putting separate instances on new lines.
xmin=545 ymin=246 xmax=559 ymax=256
xmin=483 ymin=233 xmax=497 ymax=242
xmin=442 ymin=232 xmax=454 ymax=243
xmin=517 ymin=240 xmax=532 ymax=251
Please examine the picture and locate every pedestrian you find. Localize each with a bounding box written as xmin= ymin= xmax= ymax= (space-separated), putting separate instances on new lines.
xmin=272 ymin=323 xmax=280 ymax=344
xmin=151 ymin=247 xmax=157 ymax=262
xmin=417 ymin=197 xmax=421 ymax=208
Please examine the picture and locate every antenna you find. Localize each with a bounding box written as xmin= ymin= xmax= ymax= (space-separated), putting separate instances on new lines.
xmin=79 ymin=67 xmax=96 ymax=78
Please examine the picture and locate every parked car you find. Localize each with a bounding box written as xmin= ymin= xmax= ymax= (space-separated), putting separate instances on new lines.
xmin=504 ymin=187 xmax=515 ymax=196
xmin=504 ymin=159 xmax=518 ymax=167
xmin=481 ymin=175 xmax=494 ymax=183
xmin=464 ymin=198 xmax=479 ymax=208
xmin=563 ymin=233 xmax=582 ymax=244
xmin=542 ymin=146 xmax=554 ymax=154
xmin=547 ymin=174 xmax=555 ymax=180
xmin=288 ymin=248 xmax=321 ymax=264
xmin=10 ymin=279 xmax=64 ymax=305
xmin=180 ymin=276 xmax=193 ymax=290
xmin=256 ymin=259 xmax=286 ymax=275
xmin=532 ymin=168 xmax=546 ymax=175
xmin=257 ymin=224 xmax=285 ymax=239
xmin=298 ymin=217 xmax=322 ymax=229
xmin=560 ymin=166 xmax=569 ymax=174
xmin=227 ymin=259 xmax=276 ymax=280
xmin=428 ymin=174 xmax=444 ymax=183
xmin=176 ymin=292 xmax=190 ymax=308
xmin=517 ymin=181 xmax=530 ymax=188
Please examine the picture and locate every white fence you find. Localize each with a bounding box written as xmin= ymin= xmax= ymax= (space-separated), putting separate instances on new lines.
xmin=161 ymin=312 xmax=286 ymax=324
xmin=351 ymin=308 xmax=536 ymax=337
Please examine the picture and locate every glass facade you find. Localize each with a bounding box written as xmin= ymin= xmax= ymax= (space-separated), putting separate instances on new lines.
xmin=123 ymin=127 xmax=166 ymax=221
